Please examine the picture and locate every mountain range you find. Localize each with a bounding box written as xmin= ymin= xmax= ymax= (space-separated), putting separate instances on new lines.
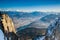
xmin=17 ymin=13 xmax=59 ymax=32
xmin=4 ymin=11 xmax=48 ymax=28
xmin=1 ymin=11 xmax=60 ymax=30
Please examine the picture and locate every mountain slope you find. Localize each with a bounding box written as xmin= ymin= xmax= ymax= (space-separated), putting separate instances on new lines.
xmin=17 ymin=14 xmax=59 ymax=32
xmin=5 ymin=11 xmax=48 ymax=28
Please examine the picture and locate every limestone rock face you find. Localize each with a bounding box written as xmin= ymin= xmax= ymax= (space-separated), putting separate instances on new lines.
xmin=1 ymin=14 xmax=16 ymax=34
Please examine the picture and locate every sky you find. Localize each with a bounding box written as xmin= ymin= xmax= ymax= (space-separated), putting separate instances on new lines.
xmin=0 ymin=0 xmax=60 ymax=12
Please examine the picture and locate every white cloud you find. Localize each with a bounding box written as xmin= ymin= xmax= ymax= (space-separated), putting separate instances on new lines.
xmin=0 ymin=6 xmax=60 ymax=12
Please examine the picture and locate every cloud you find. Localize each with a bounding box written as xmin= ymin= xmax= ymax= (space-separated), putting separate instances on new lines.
xmin=0 ymin=7 xmax=60 ymax=12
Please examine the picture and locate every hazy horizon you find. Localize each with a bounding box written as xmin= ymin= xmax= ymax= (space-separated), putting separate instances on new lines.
xmin=0 ymin=0 xmax=60 ymax=12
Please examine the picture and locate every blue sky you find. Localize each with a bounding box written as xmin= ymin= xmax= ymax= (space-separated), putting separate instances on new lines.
xmin=0 ymin=0 xmax=60 ymax=12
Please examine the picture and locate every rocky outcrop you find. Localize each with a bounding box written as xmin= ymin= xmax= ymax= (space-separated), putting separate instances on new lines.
xmin=0 ymin=12 xmax=19 ymax=40
xmin=2 ymin=14 xmax=16 ymax=34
